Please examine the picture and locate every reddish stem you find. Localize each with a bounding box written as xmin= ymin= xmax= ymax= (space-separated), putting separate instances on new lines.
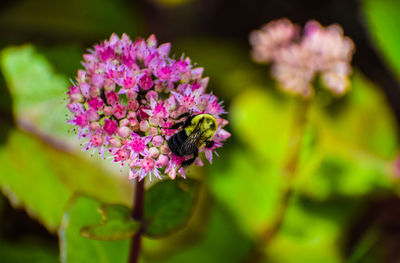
xmin=128 ymin=178 xmax=145 ymax=263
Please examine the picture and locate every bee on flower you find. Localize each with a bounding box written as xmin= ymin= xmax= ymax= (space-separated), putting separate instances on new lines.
xmin=66 ymin=34 xmax=230 ymax=181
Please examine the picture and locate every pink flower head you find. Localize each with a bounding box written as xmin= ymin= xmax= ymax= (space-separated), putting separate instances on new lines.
xmin=250 ymin=19 xmax=355 ymax=97
xmin=67 ymin=34 xmax=229 ymax=181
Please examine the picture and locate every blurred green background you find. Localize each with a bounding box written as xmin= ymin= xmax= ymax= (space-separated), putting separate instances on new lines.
xmin=1 ymin=0 xmax=400 ymax=262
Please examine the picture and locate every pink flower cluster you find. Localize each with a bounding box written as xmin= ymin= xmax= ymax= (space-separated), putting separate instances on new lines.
xmin=250 ymin=19 xmax=355 ymax=97
xmin=67 ymin=34 xmax=230 ymax=181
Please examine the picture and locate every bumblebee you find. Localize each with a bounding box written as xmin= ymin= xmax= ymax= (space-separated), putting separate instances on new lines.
xmin=167 ymin=113 xmax=218 ymax=167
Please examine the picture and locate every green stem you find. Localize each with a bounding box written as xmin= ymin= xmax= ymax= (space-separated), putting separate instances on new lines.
xmin=128 ymin=179 xmax=145 ymax=263
xmin=246 ymin=98 xmax=310 ymax=263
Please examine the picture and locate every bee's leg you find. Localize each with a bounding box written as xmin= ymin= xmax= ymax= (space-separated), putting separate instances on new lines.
xmin=165 ymin=122 xmax=185 ymax=130
xmin=181 ymin=150 xmax=198 ymax=167
xmin=184 ymin=115 xmax=195 ymax=127
xmin=166 ymin=115 xmax=194 ymax=130
xmin=176 ymin=112 xmax=191 ymax=119
xmin=205 ymin=140 xmax=214 ymax=149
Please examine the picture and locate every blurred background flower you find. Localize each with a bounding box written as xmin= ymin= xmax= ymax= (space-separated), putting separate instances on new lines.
xmin=0 ymin=0 xmax=400 ymax=263
xmin=250 ymin=19 xmax=355 ymax=97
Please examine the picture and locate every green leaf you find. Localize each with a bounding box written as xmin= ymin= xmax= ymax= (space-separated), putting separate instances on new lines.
xmin=230 ymin=87 xmax=293 ymax=163
xmin=209 ymin=145 xmax=284 ymax=236
xmin=1 ymin=45 xmax=71 ymax=139
xmin=0 ymin=129 xmax=71 ymax=231
xmin=267 ymin=196 xmax=358 ymax=263
xmin=0 ymin=129 xmax=131 ymax=232
xmin=145 ymin=203 xmax=252 ymax=263
xmin=141 ymin=182 xmax=212 ymax=259
xmin=81 ymin=204 xmax=140 ymax=241
xmin=363 ymin=0 xmax=400 ymax=77
xmin=0 ymin=239 xmax=58 ymax=263
xmin=60 ymin=195 xmax=129 ymax=263
xmin=295 ymin=73 xmax=396 ymax=200
xmin=144 ymin=178 xmax=199 ymax=237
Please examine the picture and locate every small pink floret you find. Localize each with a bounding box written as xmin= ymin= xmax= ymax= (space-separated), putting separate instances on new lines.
xmin=103 ymin=119 xmax=118 ymax=135
xmin=90 ymin=134 xmax=103 ymax=147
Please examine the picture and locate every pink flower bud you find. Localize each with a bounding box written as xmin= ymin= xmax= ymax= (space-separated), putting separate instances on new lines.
xmin=104 ymin=79 xmax=115 ymax=91
xmin=89 ymin=86 xmax=100 ymax=97
xmin=156 ymin=154 xmax=169 ymax=166
xmin=149 ymin=116 xmax=160 ymax=126
xmin=71 ymin=91 xmax=84 ymax=103
xmin=128 ymin=100 xmax=139 ymax=111
xmin=148 ymin=127 xmax=158 ymax=136
xmin=161 ymin=144 xmax=170 ymax=155
xmin=68 ymin=86 xmax=84 ymax=102
xmin=140 ymin=120 xmax=149 ymax=132
xmin=120 ymin=118 xmax=129 ymax=127
xmin=92 ymin=73 xmax=105 ymax=87
xmin=127 ymin=111 xmax=137 ymax=119
xmin=77 ymin=70 xmax=86 ymax=82
xmin=67 ymin=102 xmax=83 ymax=115
xmin=79 ymin=83 xmax=90 ymax=98
xmin=127 ymin=89 xmax=138 ymax=100
xmin=103 ymin=106 xmax=113 ymax=116
xmin=90 ymin=122 xmax=101 ymax=131
xmin=129 ymin=118 xmax=139 ymax=131
xmin=149 ymin=147 xmax=159 ymax=158
xmin=152 ymin=135 xmax=164 ymax=147
xmin=146 ymin=90 xmax=158 ymax=102
xmin=154 ymin=81 xmax=164 ymax=92
xmin=165 ymin=96 xmax=176 ymax=111
xmin=86 ymin=109 xmax=99 ymax=122
xmin=118 ymin=126 xmax=131 ymax=138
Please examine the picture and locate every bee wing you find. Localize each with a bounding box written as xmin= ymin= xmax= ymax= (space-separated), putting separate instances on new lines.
xmin=180 ymin=128 xmax=204 ymax=155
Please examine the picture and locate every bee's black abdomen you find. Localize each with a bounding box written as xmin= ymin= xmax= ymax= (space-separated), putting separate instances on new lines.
xmin=167 ymin=136 xmax=180 ymax=155
xmin=167 ymin=130 xmax=188 ymax=156
xmin=175 ymin=131 xmax=187 ymax=145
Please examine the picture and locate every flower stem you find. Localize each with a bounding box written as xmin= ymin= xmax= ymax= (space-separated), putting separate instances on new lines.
xmin=246 ymin=98 xmax=310 ymax=263
xmin=129 ymin=178 xmax=145 ymax=263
